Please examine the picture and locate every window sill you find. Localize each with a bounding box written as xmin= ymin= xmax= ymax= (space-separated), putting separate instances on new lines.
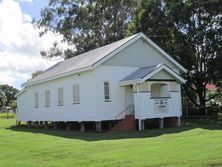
xmin=34 ymin=107 xmax=39 ymax=108
xmin=104 ymin=100 xmax=111 ymax=102
xmin=57 ymin=104 xmax=63 ymax=106
xmin=45 ymin=105 xmax=50 ymax=107
xmin=73 ymin=102 xmax=80 ymax=105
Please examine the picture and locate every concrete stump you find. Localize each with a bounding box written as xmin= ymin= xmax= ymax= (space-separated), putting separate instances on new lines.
xmin=80 ymin=122 xmax=85 ymax=132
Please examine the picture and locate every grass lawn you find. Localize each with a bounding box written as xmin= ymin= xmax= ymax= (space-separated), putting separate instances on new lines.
xmin=0 ymin=118 xmax=222 ymax=167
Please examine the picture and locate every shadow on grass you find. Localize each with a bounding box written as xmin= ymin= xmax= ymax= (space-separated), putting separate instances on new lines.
xmin=8 ymin=117 xmax=222 ymax=142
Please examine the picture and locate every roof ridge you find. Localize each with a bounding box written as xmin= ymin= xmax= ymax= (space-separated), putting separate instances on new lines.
xmin=63 ymin=33 xmax=140 ymax=62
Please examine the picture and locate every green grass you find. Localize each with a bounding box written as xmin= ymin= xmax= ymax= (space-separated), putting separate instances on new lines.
xmin=0 ymin=118 xmax=222 ymax=167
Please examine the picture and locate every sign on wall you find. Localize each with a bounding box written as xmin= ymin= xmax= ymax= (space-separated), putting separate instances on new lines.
xmin=154 ymin=99 xmax=168 ymax=113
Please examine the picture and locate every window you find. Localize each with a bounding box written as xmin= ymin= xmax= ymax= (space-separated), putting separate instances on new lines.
xmin=45 ymin=90 xmax=50 ymax=107
xmin=34 ymin=92 xmax=39 ymax=108
xmin=151 ymin=83 xmax=170 ymax=98
xmin=73 ymin=84 xmax=80 ymax=104
xmin=58 ymin=88 xmax=63 ymax=106
xmin=104 ymin=81 xmax=111 ymax=101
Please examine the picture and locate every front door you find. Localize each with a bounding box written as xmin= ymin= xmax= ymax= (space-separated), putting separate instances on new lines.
xmin=125 ymin=85 xmax=134 ymax=108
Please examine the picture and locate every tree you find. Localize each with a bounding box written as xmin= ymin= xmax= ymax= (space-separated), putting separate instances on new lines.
xmin=9 ymin=100 xmax=17 ymax=114
xmin=32 ymin=70 xmax=43 ymax=78
xmin=127 ymin=0 xmax=222 ymax=108
xmin=37 ymin=0 xmax=135 ymax=59
xmin=0 ymin=90 xmax=7 ymax=108
xmin=0 ymin=84 xmax=19 ymax=106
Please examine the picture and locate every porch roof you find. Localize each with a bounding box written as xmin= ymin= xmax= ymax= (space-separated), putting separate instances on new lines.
xmin=119 ymin=64 xmax=186 ymax=86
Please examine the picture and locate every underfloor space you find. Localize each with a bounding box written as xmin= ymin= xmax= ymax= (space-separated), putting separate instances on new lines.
xmin=16 ymin=116 xmax=180 ymax=132
xmin=139 ymin=117 xmax=180 ymax=130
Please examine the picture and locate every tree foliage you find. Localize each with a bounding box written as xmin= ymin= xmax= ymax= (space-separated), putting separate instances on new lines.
xmin=127 ymin=0 xmax=222 ymax=107
xmin=37 ymin=0 xmax=135 ymax=59
xmin=9 ymin=100 xmax=17 ymax=113
xmin=0 ymin=90 xmax=7 ymax=108
xmin=31 ymin=70 xmax=43 ymax=78
xmin=0 ymin=84 xmax=19 ymax=106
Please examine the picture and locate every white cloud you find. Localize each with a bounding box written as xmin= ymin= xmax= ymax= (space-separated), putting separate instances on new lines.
xmin=0 ymin=0 xmax=64 ymax=89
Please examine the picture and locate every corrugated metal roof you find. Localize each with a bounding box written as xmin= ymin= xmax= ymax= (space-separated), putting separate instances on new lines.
xmin=25 ymin=34 xmax=139 ymax=85
xmin=120 ymin=64 xmax=163 ymax=82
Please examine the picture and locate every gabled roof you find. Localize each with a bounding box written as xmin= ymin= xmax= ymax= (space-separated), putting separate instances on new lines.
xmin=119 ymin=64 xmax=186 ymax=86
xmin=23 ymin=32 xmax=186 ymax=87
xmin=120 ymin=64 xmax=162 ymax=82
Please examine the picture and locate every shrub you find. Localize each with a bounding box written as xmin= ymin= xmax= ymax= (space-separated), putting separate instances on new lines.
xmin=0 ymin=113 xmax=15 ymax=119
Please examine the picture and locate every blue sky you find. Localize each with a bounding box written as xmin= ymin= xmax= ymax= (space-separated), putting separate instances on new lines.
xmin=18 ymin=0 xmax=48 ymax=20
xmin=0 ymin=0 xmax=63 ymax=90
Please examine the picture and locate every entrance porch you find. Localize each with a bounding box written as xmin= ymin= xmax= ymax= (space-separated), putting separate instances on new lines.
xmin=119 ymin=64 xmax=185 ymax=130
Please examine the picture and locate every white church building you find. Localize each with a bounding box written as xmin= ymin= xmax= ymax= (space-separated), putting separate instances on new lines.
xmin=16 ymin=33 xmax=186 ymax=131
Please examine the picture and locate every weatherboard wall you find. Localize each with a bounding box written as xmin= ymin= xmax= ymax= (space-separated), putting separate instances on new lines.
xmin=17 ymin=68 xmax=182 ymax=122
xmin=93 ymin=65 xmax=138 ymax=121
xmin=17 ymin=69 xmax=98 ymax=122
xmin=134 ymin=83 xmax=182 ymax=119
xmin=103 ymin=38 xmax=177 ymax=70
xmin=17 ymin=65 xmax=139 ymax=122
xmin=150 ymin=69 xmax=177 ymax=80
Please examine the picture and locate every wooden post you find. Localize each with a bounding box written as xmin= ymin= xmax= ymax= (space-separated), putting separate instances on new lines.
xmin=96 ymin=121 xmax=101 ymax=132
xmin=159 ymin=118 xmax=164 ymax=129
xmin=138 ymin=119 xmax=141 ymax=131
xmin=139 ymin=119 xmax=145 ymax=131
xmin=80 ymin=122 xmax=85 ymax=132
xmin=141 ymin=120 xmax=145 ymax=130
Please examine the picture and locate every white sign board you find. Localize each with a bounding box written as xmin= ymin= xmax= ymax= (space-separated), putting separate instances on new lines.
xmin=154 ymin=99 xmax=168 ymax=113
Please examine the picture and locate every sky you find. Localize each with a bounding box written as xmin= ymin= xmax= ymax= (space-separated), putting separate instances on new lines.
xmin=0 ymin=0 xmax=63 ymax=90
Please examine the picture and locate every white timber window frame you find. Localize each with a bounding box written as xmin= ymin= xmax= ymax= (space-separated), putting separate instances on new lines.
xmin=73 ymin=84 xmax=80 ymax=104
xmin=45 ymin=90 xmax=50 ymax=107
xmin=57 ymin=87 xmax=64 ymax=106
xmin=104 ymin=81 xmax=111 ymax=102
xmin=34 ymin=92 xmax=39 ymax=108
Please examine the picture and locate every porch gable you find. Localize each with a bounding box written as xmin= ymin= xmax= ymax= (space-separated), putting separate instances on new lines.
xmin=119 ymin=64 xmax=186 ymax=86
